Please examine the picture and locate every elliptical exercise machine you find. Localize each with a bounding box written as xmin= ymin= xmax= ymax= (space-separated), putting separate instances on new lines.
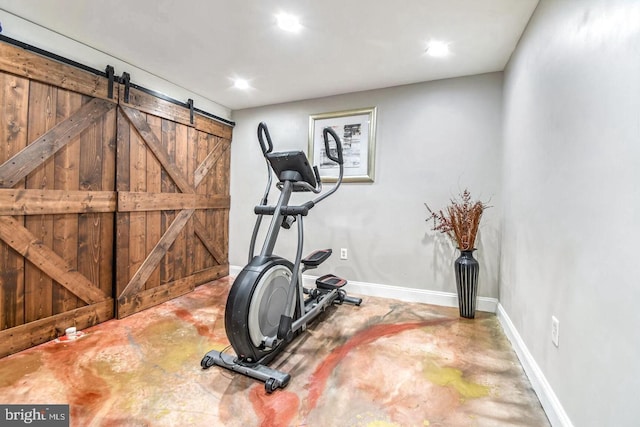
xmin=201 ymin=122 xmax=361 ymax=393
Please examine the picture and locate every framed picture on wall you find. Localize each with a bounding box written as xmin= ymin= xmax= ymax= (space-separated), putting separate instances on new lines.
xmin=308 ymin=107 xmax=377 ymax=183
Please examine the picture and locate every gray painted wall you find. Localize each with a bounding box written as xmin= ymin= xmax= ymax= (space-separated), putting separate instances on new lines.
xmin=501 ymin=0 xmax=640 ymax=425
xmin=230 ymin=73 xmax=503 ymax=298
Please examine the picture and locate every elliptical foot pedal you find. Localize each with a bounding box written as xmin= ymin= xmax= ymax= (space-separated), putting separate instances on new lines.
xmin=302 ymin=249 xmax=332 ymax=269
xmin=316 ymin=273 xmax=347 ymax=290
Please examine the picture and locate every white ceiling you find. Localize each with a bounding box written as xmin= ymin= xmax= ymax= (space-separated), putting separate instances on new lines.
xmin=0 ymin=0 xmax=538 ymax=111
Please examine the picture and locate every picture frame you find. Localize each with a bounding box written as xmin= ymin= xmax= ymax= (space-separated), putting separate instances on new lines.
xmin=308 ymin=107 xmax=377 ymax=183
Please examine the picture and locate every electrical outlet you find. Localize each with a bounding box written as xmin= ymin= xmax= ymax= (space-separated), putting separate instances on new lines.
xmin=340 ymin=248 xmax=348 ymax=260
xmin=551 ymin=316 xmax=560 ymax=347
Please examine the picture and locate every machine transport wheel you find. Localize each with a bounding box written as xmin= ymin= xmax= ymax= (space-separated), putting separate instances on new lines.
xmin=201 ymin=355 xmax=214 ymax=369
xmin=265 ymin=378 xmax=278 ymax=393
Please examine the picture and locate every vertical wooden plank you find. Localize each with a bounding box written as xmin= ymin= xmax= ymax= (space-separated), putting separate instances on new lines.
xmin=0 ymin=73 xmax=30 ymax=187
xmin=128 ymin=116 xmax=147 ymax=290
xmin=0 ymin=72 xmax=29 ymax=329
xmin=77 ymin=95 xmax=105 ymax=299
xmin=212 ymin=135 xmax=225 ymax=266
xmin=115 ymin=108 xmax=131 ymax=298
xmin=184 ymin=126 xmax=197 ymax=278
xmin=52 ymin=90 xmax=82 ymax=313
xmin=173 ymin=122 xmax=188 ymax=279
xmin=204 ymin=132 xmax=218 ymax=271
xmin=194 ymin=131 xmax=209 ymax=273
xmin=205 ymin=135 xmax=220 ymax=268
xmin=98 ymin=105 xmax=116 ymax=297
xmin=24 ymin=81 xmax=56 ymax=322
xmin=209 ymin=134 xmax=225 ymax=270
xmin=145 ymin=115 xmax=162 ymax=290
xmin=201 ymin=134 xmax=213 ymax=271
xmin=220 ymin=137 xmax=230 ymax=263
xmin=160 ymin=119 xmax=176 ymax=285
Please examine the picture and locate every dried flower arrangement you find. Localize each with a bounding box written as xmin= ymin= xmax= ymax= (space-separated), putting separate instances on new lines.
xmin=425 ymin=189 xmax=489 ymax=251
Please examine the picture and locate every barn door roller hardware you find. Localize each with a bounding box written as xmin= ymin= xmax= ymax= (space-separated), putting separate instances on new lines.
xmin=188 ymin=99 xmax=194 ymax=125
xmin=120 ymin=72 xmax=131 ymax=103
xmin=106 ymin=65 xmax=115 ymax=99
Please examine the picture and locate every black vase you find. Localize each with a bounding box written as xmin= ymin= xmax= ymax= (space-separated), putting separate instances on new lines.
xmin=454 ymin=250 xmax=479 ymax=319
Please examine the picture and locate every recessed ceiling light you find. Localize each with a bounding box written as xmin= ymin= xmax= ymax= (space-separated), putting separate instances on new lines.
xmin=276 ymin=12 xmax=302 ymax=32
xmin=233 ymin=78 xmax=250 ymax=90
xmin=425 ymin=40 xmax=450 ymax=57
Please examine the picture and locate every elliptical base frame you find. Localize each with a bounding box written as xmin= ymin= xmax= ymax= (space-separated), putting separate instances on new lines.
xmin=201 ymin=280 xmax=346 ymax=393
xmin=201 ymin=350 xmax=291 ymax=393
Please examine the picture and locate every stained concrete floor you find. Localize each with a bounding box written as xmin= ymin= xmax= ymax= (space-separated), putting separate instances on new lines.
xmin=0 ymin=277 xmax=549 ymax=426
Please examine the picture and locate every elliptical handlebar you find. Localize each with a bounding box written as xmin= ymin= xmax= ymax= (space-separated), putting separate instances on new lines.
xmin=322 ymin=127 xmax=343 ymax=165
xmin=310 ymin=127 xmax=344 ymax=206
xmin=257 ymin=122 xmax=273 ymax=155
xmin=249 ymin=123 xmax=275 ymax=261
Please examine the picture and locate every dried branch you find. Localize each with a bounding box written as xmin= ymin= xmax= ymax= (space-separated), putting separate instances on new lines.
xmin=425 ymin=189 xmax=489 ymax=251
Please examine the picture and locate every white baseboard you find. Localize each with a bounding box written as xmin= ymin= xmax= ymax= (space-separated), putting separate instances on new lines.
xmin=496 ymin=304 xmax=574 ymax=427
xmin=338 ymin=277 xmax=499 ymax=313
xmin=229 ymin=265 xmax=498 ymax=313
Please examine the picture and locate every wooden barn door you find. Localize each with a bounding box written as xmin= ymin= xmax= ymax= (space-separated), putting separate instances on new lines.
xmin=0 ymin=38 xmax=232 ymax=355
xmin=115 ymin=86 xmax=231 ymax=318
xmin=0 ymin=41 xmax=117 ymax=357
